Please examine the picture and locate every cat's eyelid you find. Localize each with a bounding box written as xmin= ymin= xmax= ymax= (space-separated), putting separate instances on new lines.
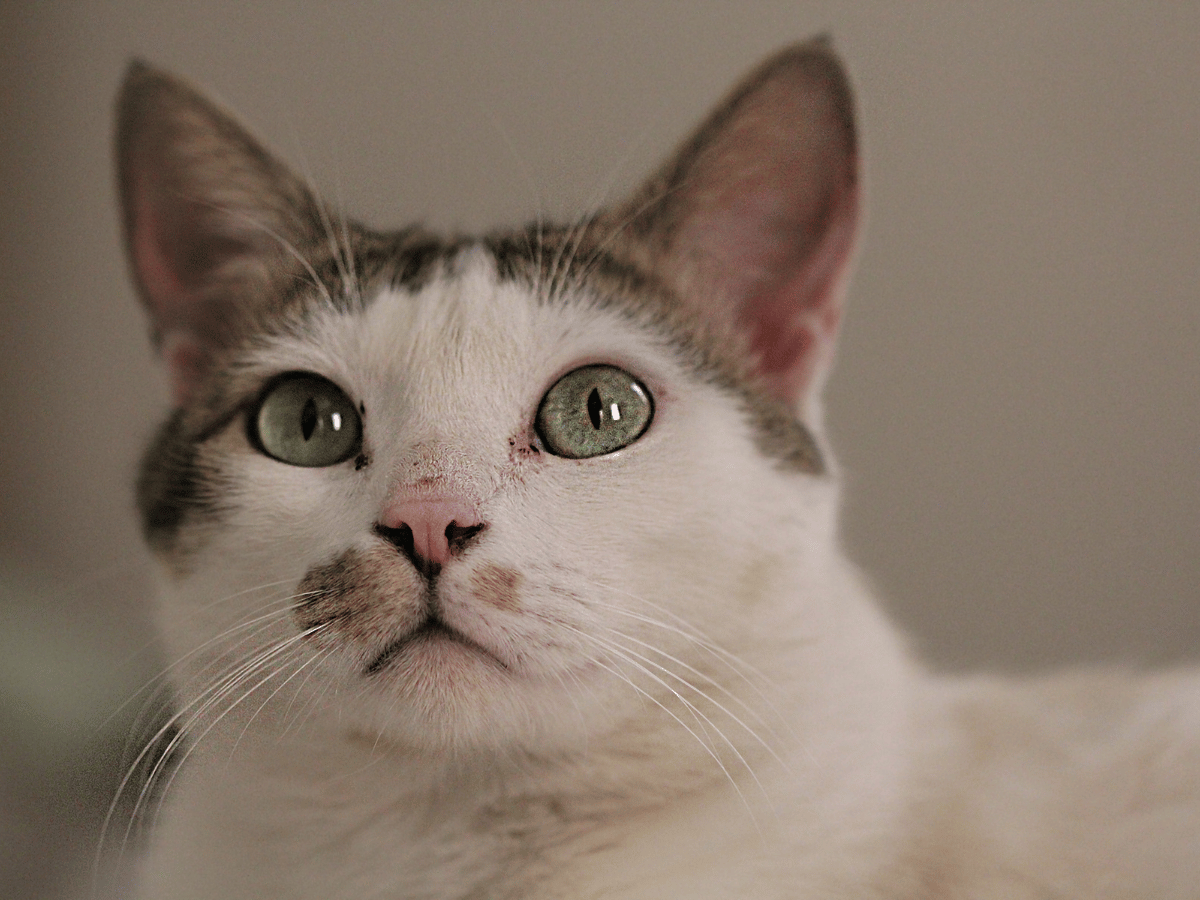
xmin=536 ymin=355 xmax=667 ymax=405
xmin=187 ymin=402 xmax=252 ymax=446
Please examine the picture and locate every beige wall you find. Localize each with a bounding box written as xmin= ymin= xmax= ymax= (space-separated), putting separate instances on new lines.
xmin=1 ymin=3 xmax=1197 ymax=897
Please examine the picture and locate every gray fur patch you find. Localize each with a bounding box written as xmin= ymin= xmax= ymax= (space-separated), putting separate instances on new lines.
xmin=137 ymin=410 xmax=224 ymax=555
xmin=294 ymin=545 xmax=425 ymax=655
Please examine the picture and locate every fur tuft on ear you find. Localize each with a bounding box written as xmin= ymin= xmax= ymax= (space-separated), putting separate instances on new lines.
xmin=616 ymin=39 xmax=859 ymax=423
xmin=116 ymin=62 xmax=326 ymax=406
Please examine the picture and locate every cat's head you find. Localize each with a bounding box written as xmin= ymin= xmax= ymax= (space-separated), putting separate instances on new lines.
xmin=118 ymin=41 xmax=860 ymax=757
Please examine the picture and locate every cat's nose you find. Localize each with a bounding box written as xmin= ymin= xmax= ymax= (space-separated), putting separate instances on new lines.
xmin=375 ymin=496 xmax=485 ymax=572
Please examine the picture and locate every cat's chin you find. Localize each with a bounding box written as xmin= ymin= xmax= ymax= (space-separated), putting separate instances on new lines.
xmin=302 ymin=632 xmax=614 ymax=756
xmin=340 ymin=680 xmax=579 ymax=757
xmin=327 ymin=638 xmax=531 ymax=752
xmin=363 ymin=617 xmax=509 ymax=679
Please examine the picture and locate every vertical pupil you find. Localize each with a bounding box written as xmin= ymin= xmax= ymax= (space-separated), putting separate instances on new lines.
xmin=300 ymin=397 xmax=319 ymax=441
xmin=587 ymin=387 xmax=603 ymax=429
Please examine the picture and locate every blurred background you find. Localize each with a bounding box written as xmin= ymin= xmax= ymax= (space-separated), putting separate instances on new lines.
xmin=2 ymin=2 xmax=1197 ymax=897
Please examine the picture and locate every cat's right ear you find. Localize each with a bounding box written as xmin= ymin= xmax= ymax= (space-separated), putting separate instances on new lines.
xmin=613 ymin=40 xmax=859 ymax=426
xmin=116 ymin=62 xmax=323 ymax=406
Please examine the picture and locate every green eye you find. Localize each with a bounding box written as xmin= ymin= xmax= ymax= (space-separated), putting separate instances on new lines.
xmin=251 ymin=373 xmax=362 ymax=467
xmin=536 ymin=365 xmax=653 ymax=459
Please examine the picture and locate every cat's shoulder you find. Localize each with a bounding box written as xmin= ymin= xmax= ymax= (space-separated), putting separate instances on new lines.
xmin=907 ymin=668 xmax=1200 ymax=898
xmin=937 ymin=667 xmax=1200 ymax=763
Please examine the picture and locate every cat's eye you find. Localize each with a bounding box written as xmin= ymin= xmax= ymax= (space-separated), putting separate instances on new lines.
xmin=251 ymin=373 xmax=362 ymax=467
xmin=536 ymin=365 xmax=653 ymax=459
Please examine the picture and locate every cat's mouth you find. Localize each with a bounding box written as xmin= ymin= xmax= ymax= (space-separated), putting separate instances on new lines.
xmin=363 ymin=616 xmax=506 ymax=676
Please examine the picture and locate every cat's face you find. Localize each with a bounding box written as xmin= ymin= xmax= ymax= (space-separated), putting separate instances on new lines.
xmin=152 ymin=248 xmax=835 ymax=752
xmin=119 ymin=43 xmax=859 ymax=756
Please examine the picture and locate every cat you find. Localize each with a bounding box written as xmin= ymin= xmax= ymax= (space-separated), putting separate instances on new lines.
xmin=114 ymin=38 xmax=1200 ymax=899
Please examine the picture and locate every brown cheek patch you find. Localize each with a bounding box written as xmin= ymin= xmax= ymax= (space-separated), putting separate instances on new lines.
xmin=470 ymin=564 xmax=523 ymax=612
xmin=295 ymin=546 xmax=425 ymax=647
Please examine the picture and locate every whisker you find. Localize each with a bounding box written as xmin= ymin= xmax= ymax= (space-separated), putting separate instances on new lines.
xmin=334 ymin=187 xmax=364 ymax=312
xmin=597 ymin=607 xmax=791 ymax=737
xmin=543 ymin=217 xmax=575 ymax=305
xmin=548 ymin=214 xmax=593 ymax=305
xmin=573 ymin=580 xmax=799 ymax=742
xmin=104 ymin=623 xmax=320 ymax=869
xmin=228 ymin=623 xmax=332 ymax=759
xmin=100 ymin=592 xmax=304 ymax=739
xmin=278 ymin=644 xmax=338 ymax=739
xmin=583 ymin=652 xmax=759 ymax=828
xmin=282 ymin=125 xmax=356 ymax=301
xmin=547 ymin=120 xmax=659 ymax=302
xmin=171 ymin=190 xmax=337 ymax=309
xmin=483 ymin=107 xmax=547 ymax=303
xmin=564 ymin=623 xmax=775 ymax=808
xmin=97 ymin=593 xmax=307 ymax=868
xmin=591 ymin=579 xmax=792 ymax=691
xmin=560 ymin=171 xmax=699 ymax=296
xmin=142 ymin=627 xmax=321 ymax=833
xmin=548 ymin=667 xmax=593 ymax=749
xmin=595 ymin=623 xmax=792 ymax=773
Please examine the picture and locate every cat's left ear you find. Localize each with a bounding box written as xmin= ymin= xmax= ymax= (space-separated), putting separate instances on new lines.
xmin=116 ymin=62 xmax=326 ymax=406
xmin=616 ymin=40 xmax=859 ymax=423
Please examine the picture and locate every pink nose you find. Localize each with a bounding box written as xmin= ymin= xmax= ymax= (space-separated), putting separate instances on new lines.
xmin=377 ymin=496 xmax=483 ymax=567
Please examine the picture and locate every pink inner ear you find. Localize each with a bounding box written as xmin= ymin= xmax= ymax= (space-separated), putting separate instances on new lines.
xmin=132 ymin=186 xmax=210 ymax=406
xmin=132 ymin=189 xmax=187 ymax=324
xmin=160 ymin=331 xmax=207 ymax=407
xmin=726 ymin=181 xmax=858 ymax=408
xmin=744 ymin=296 xmax=840 ymax=405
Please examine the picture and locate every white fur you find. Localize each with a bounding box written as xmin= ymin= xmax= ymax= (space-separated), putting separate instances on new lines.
xmin=132 ymin=256 xmax=1200 ymax=899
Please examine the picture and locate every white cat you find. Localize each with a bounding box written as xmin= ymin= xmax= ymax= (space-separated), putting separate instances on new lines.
xmin=115 ymin=39 xmax=1200 ymax=899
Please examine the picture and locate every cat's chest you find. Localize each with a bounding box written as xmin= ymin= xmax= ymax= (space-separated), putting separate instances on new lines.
xmin=140 ymin=755 xmax=550 ymax=899
xmin=140 ymin=743 xmax=789 ymax=900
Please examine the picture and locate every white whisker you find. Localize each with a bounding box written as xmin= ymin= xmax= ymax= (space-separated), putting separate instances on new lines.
xmin=569 ymin=578 xmax=802 ymax=750
xmin=278 ymin=644 xmax=337 ymax=739
xmin=583 ymin=578 xmax=794 ymax=706
xmin=147 ymin=627 xmax=321 ymax=826
xmin=563 ymin=622 xmax=775 ymax=809
xmin=278 ymin=128 xmax=360 ymax=310
xmin=483 ymin=108 xmax=546 ymax=303
xmin=595 ymin=623 xmax=792 ymax=775
xmin=103 ymin=620 xmax=323 ymax=873
xmin=583 ymin=652 xmax=760 ymax=829
xmin=179 ymin=191 xmax=338 ymax=310
xmin=228 ymin=623 xmax=332 ymax=758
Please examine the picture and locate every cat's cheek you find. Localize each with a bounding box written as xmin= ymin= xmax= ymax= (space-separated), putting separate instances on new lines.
xmin=227 ymin=449 xmax=377 ymax=548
